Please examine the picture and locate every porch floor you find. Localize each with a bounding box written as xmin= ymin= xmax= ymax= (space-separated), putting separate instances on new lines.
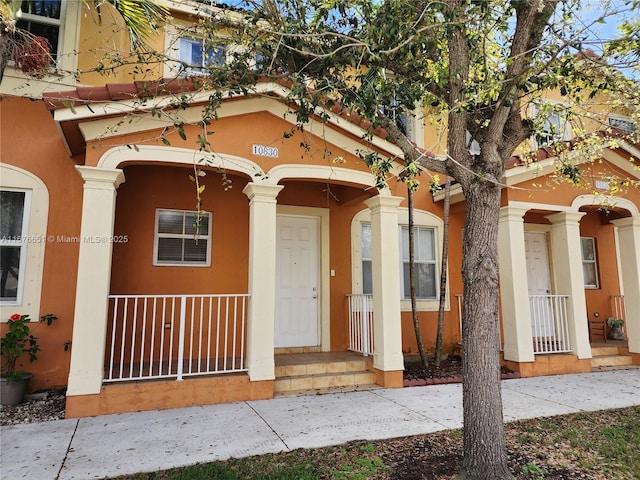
xmin=274 ymin=350 xmax=370 ymax=366
xmin=589 ymin=339 xmax=628 ymax=348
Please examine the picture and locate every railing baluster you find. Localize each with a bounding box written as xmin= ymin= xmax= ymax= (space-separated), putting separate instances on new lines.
xmin=119 ymin=297 xmax=128 ymax=379
xmin=129 ymin=298 xmax=138 ymax=378
xmin=149 ymin=298 xmax=157 ymax=377
xmin=176 ymin=296 xmax=186 ymax=381
xmin=168 ymin=297 xmax=176 ymax=376
xmin=206 ymin=296 xmax=212 ymax=373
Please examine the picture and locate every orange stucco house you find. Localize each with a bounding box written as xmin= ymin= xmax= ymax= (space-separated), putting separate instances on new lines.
xmin=1 ymin=1 xmax=639 ymax=418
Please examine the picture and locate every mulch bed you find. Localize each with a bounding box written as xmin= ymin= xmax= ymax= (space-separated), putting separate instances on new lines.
xmin=403 ymin=355 xmax=520 ymax=386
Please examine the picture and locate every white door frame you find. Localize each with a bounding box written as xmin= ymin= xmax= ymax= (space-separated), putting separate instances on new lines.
xmin=276 ymin=205 xmax=330 ymax=351
xmin=525 ymin=230 xmax=555 ymax=338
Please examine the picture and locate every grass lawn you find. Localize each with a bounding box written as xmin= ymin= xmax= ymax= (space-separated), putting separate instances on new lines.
xmin=112 ymin=406 xmax=639 ymax=479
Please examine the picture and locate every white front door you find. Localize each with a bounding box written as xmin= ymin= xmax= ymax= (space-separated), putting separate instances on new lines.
xmin=525 ymin=231 xmax=555 ymax=337
xmin=275 ymin=215 xmax=320 ymax=347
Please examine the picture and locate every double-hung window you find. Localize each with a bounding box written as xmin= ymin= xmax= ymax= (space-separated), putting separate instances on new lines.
xmin=16 ymin=1 xmax=65 ymax=63
xmin=0 ymin=190 xmax=30 ymax=304
xmin=531 ymin=104 xmax=572 ymax=149
xmin=400 ymin=226 xmax=438 ymax=299
xmin=361 ymin=223 xmax=373 ymax=295
xmin=580 ymin=237 xmax=599 ymax=289
xmin=360 ymin=223 xmax=438 ymax=299
xmin=154 ymin=209 xmax=212 ymax=266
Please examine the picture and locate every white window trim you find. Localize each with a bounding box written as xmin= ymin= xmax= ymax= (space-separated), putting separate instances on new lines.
xmin=399 ymin=225 xmax=439 ymax=301
xmin=351 ymin=207 xmax=449 ymax=312
xmin=163 ymin=22 xmax=228 ymax=78
xmin=0 ymin=189 xmax=31 ymax=306
xmin=153 ymin=209 xmax=212 ymax=267
xmin=16 ymin=1 xmax=66 ymax=64
xmin=0 ymin=165 xmax=49 ymax=321
xmin=1 ymin=2 xmax=81 ymax=95
xmin=581 ymin=236 xmax=599 ymax=289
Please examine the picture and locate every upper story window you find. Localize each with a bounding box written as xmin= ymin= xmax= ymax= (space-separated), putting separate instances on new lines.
xmin=580 ymin=237 xmax=599 ymax=289
xmin=178 ymin=36 xmax=225 ymax=74
xmin=164 ymin=21 xmax=227 ymax=77
xmin=531 ymin=104 xmax=572 ymax=149
xmin=0 ymin=189 xmax=30 ymax=304
xmin=608 ymin=115 xmax=637 ymax=140
xmin=16 ymin=1 xmax=65 ymax=63
xmin=154 ymin=209 xmax=212 ymax=266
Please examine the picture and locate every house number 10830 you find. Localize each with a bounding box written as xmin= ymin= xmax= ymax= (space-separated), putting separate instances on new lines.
xmin=252 ymin=144 xmax=279 ymax=158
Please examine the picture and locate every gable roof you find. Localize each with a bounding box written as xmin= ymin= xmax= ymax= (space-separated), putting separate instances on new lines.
xmin=41 ymin=79 xmax=402 ymax=159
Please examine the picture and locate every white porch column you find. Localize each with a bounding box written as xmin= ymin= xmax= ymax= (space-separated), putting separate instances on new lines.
xmin=498 ymin=206 xmax=535 ymax=362
xmin=545 ymin=212 xmax=591 ymax=359
xmin=363 ymin=196 xmax=404 ymax=372
xmin=67 ymin=167 xmax=124 ymax=396
xmin=611 ymin=217 xmax=640 ymax=353
xmin=242 ymin=183 xmax=283 ymax=381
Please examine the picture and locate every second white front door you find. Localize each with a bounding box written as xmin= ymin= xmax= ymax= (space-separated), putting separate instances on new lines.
xmin=275 ymin=215 xmax=320 ymax=348
xmin=525 ymin=231 xmax=555 ymax=337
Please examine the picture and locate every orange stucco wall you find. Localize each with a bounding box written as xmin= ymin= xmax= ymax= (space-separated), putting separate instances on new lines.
xmin=1 ymin=97 xmax=83 ymax=391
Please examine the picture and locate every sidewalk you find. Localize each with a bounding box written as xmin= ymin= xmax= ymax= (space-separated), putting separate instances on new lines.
xmin=2 ymin=369 xmax=639 ymax=480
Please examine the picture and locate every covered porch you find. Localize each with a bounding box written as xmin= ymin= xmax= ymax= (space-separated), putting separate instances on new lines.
xmin=64 ymin=144 xmax=407 ymax=417
xmin=498 ymin=200 xmax=640 ymax=377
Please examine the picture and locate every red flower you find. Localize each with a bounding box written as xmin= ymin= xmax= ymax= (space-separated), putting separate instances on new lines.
xmin=10 ymin=313 xmax=21 ymax=321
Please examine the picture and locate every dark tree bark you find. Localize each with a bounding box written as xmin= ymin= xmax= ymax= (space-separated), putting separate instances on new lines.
xmin=435 ymin=176 xmax=450 ymax=367
xmin=408 ymin=185 xmax=428 ymax=369
xmin=460 ymin=179 xmax=511 ymax=479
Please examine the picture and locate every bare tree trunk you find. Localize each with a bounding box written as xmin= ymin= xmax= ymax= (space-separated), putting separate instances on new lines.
xmin=408 ymin=186 xmax=428 ymax=369
xmin=434 ymin=176 xmax=450 ymax=367
xmin=460 ymin=181 xmax=512 ymax=480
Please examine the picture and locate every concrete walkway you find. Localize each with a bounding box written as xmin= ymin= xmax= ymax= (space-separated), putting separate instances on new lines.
xmin=2 ymin=369 xmax=639 ymax=480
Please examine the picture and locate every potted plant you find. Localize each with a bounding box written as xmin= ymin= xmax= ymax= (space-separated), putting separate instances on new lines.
xmin=607 ymin=317 xmax=625 ymax=340
xmin=1 ymin=313 xmax=57 ymax=405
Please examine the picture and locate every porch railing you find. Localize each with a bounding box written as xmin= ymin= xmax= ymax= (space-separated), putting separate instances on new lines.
xmin=105 ymin=294 xmax=249 ymax=383
xmin=610 ymin=295 xmax=626 ymax=322
xmin=529 ymin=294 xmax=572 ymax=354
xmin=347 ymin=294 xmax=374 ymax=356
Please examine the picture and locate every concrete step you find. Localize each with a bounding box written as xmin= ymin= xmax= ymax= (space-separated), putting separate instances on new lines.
xmin=591 ymin=346 xmax=621 ymax=356
xmin=591 ymin=354 xmax=633 ymax=368
xmin=275 ymin=359 xmax=369 ymax=378
xmin=274 ymin=370 xmax=375 ymax=393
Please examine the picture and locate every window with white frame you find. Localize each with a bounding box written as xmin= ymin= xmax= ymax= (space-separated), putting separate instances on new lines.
xmin=16 ymin=0 xmax=65 ymax=63
xmin=178 ymin=36 xmax=225 ymax=72
xmin=154 ymin=209 xmax=212 ymax=266
xmin=580 ymin=237 xmax=599 ymax=289
xmin=361 ymin=223 xmax=373 ymax=295
xmin=608 ymin=115 xmax=637 ymax=139
xmin=360 ymin=223 xmax=439 ymax=299
xmin=0 ymin=190 xmax=30 ymax=304
xmin=531 ymin=104 xmax=572 ymax=148
xmin=400 ymin=226 xmax=438 ymax=299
